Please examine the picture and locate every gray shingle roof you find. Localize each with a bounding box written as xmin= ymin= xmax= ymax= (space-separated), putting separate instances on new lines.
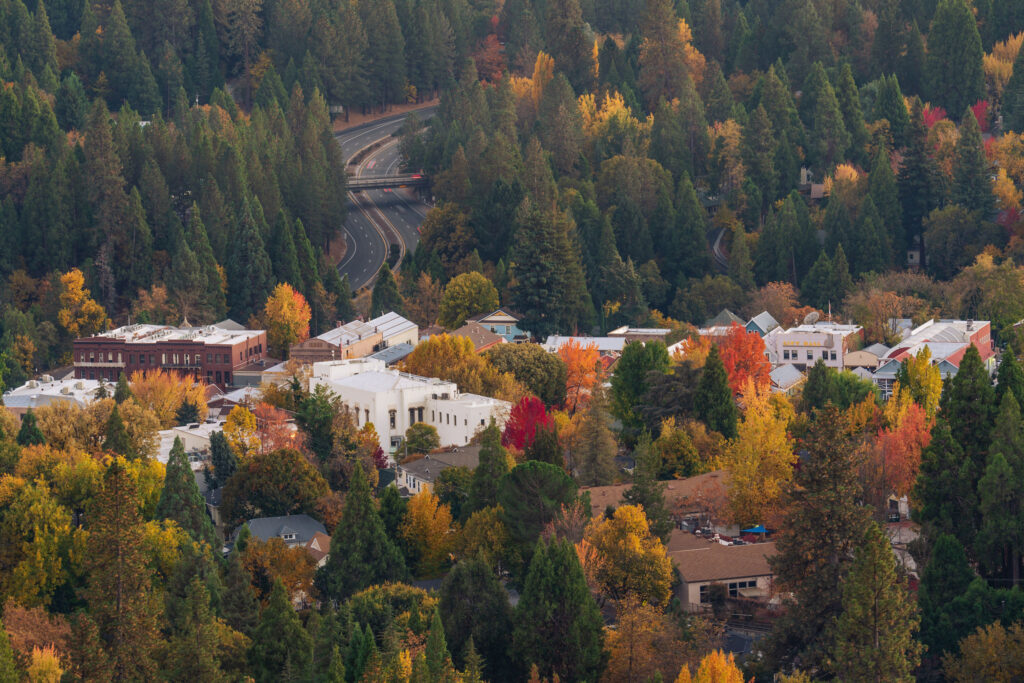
xmin=244 ymin=514 xmax=326 ymax=545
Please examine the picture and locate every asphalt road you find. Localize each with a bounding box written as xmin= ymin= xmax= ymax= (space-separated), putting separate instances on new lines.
xmin=333 ymin=108 xmax=435 ymax=291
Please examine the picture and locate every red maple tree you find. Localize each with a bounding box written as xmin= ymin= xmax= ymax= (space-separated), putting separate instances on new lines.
xmin=502 ymin=396 xmax=553 ymax=449
xmin=717 ymin=323 xmax=772 ymax=395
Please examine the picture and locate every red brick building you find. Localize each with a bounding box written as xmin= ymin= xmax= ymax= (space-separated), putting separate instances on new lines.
xmin=73 ymin=322 xmax=268 ymax=388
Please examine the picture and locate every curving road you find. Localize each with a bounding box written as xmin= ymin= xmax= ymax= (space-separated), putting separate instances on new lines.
xmin=334 ymin=108 xmax=435 ymax=290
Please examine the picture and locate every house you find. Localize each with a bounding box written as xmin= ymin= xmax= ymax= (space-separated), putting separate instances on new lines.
xmin=2 ymin=376 xmax=103 ymax=421
xmin=243 ymin=514 xmax=327 ymax=548
xmin=745 ymin=311 xmax=780 ymax=337
xmin=395 ymin=445 xmax=482 ymax=496
xmin=769 ymin=364 xmax=804 ymax=395
xmin=206 ymin=385 xmax=262 ymax=419
xmin=289 ymin=319 xmax=382 ymax=364
xmin=607 ymin=326 xmax=672 ymax=343
xmin=844 ymin=343 xmax=890 ymax=371
xmin=542 ymin=335 xmax=627 ymax=356
xmin=770 ymin=322 xmax=864 ymax=371
xmin=309 ymin=359 xmax=511 ymax=453
xmin=306 ymin=532 xmax=331 ymax=567
xmin=72 ymin=321 xmax=267 ymax=387
xmin=157 ymin=420 xmax=225 ymax=465
xmin=669 ymin=533 xmax=777 ymax=610
xmin=703 ymin=309 xmax=745 ymax=329
xmin=873 ymin=319 xmax=995 ymax=398
xmin=447 ymin=322 xmax=506 ymax=352
xmin=465 ymin=309 xmax=526 ymax=342
xmin=583 ymin=470 xmax=731 ymax=530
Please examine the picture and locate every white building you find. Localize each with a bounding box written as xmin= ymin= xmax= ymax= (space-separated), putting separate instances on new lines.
xmin=368 ymin=312 xmax=419 ymax=348
xmin=157 ymin=420 xmax=226 ymax=466
xmin=2 ymin=375 xmax=103 ymax=421
xmin=542 ymin=335 xmax=627 ymax=355
xmin=770 ymin=322 xmax=863 ymax=370
xmin=309 ymin=359 xmax=510 ymax=453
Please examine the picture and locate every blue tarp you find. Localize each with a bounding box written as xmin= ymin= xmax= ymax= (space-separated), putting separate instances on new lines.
xmin=742 ymin=525 xmax=768 ymax=533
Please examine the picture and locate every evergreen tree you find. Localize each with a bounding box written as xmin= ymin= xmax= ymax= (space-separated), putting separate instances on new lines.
xmin=0 ymin=624 xmax=14 ymax=683
xmin=315 ymin=464 xmax=407 ymax=602
xmin=378 ymin=484 xmax=407 ymax=539
xmin=897 ymin=101 xmax=943 ymax=260
xmin=439 ymin=558 xmax=513 ymax=679
xmin=831 ymin=522 xmax=923 ymax=680
xmin=621 ymin=434 xmax=673 ymax=542
xmin=221 ymin=550 xmax=259 ymax=635
xmin=926 ymin=0 xmax=985 ymax=115
xmin=801 ymin=62 xmax=850 ymax=169
xmin=952 ymin=106 xmax=995 ymax=216
xmin=764 ymin=408 xmax=871 ymax=675
xmin=209 ymin=430 xmax=237 ymax=489
xmin=370 ymin=263 xmax=405 ymax=317
xmin=997 ymin=345 xmax=1024 ymax=409
xmin=425 ymin=609 xmax=456 ymax=680
xmin=913 ymin=419 xmax=976 ymax=552
xmin=248 ymin=579 xmax=313 ymax=683
xmin=975 ymin=392 xmax=1024 ymax=583
xmin=874 ymin=75 xmax=911 ymax=147
xmin=165 ymin=578 xmax=227 ymax=681
xmin=899 ymin=22 xmax=927 ymax=96
xmin=525 ymin=424 xmax=562 ymax=467
xmin=833 ymin=63 xmax=869 ymax=165
xmin=575 ymin=385 xmax=618 ymax=486
xmin=801 ymin=251 xmax=834 ymax=310
xmin=869 ymin=149 xmax=904 ymax=259
xmin=853 ymin=196 xmax=890 ymax=275
xmin=546 ymin=0 xmax=594 ymax=92
xmin=113 ymin=372 xmax=132 ymax=403
xmin=1004 ymin=39 xmax=1024 ymax=132
xmin=157 ymin=436 xmax=218 ymax=548
xmin=16 ymin=408 xmax=45 ymax=446
xmin=175 ymin=399 xmax=200 ymax=426
xmin=186 ymin=206 xmax=227 ymax=319
xmin=103 ymin=404 xmax=132 ymax=457
xmin=694 ymin=345 xmax=738 ymax=438
xmin=917 ymin=533 xmax=976 ymax=660
xmin=831 ymin=244 xmax=854 ymax=303
xmin=511 ymin=538 xmax=605 ymax=682
xmin=942 ymin=344 xmax=995 ymax=465
xmin=269 ymin=210 xmax=303 ymax=290
xmin=871 ymin=0 xmax=904 ymax=78
xmin=742 ymin=106 xmax=776 ymax=216
xmin=467 ymin=421 xmax=509 ymax=515
xmin=226 ymin=197 xmax=274 ymax=320
xmin=82 ymin=459 xmax=161 ymax=680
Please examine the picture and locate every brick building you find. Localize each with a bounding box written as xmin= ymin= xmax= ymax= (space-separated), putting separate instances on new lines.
xmin=73 ymin=321 xmax=267 ymax=387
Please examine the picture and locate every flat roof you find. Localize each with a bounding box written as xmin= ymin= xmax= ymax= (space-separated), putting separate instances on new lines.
xmin=82 ymin=322 xmax=263 ymax=346
xmin=543 ymin=336 xmax=627 ymax=352
xmin=2 ymin=377 xmax=103 ymax=408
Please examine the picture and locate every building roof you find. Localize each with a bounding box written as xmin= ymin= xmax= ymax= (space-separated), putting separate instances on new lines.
xmin=449 ymin=322 xmax=505 ymax=351
xmin=215 ymin=319 xmax=246 ymax=331
xmin=331 ymin=370 xmax=452 ymax=393
xmin=466 ymin=308 xmax=521 ymax=324
xmin=399 ymin=445 xmax=482 ymax=483
xmin=862 ymin=343 xmax=891 ymax=358
xmin=245 ymin=514 xmax=327 ymax=545
xmin=769 ymin=364 xmax=804 ymax=390
xmin=781 ymin=322 xmax=863 ymax=336
xmin=608 ymin=326 xmax=672 ymax=337
xmin=2 ymin=376 xmax=103 ymax=410
xmin=670 ymin=541 xmax=777 ymax=583
xmin=367 ymin=342 xmax=415 ymax=366
xmin=81 ymin=321 xmax=263 ymax=346
xmin=747 ymin=311 xmax=780 ymax=334
xmin=306 ymin=532 xmax=331 ymax=563
xmin=542 ymin=336 xmax=627 ymax=353
xmin=369 ymin=312 xmax=417 ymax=339
xmin=582 ymin=470 xmax=730 ymax=517
xmin=315 ymin=320 xmax=378 ymax=347
xmin=703 ymin=309 xmax=745 ymax=328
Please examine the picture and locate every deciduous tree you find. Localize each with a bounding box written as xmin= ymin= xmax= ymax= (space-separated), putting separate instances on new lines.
xmin=220 ymin=447 xmax=329 ymax=525
xmin=502 ymin=396 xmax=552 ymax=450
xmin=584 ymin=504 xmax=673 ymax=605
xmin=262 ymin=283 xmax=311 ymax=359
xmin=486 ymin=344 xmax=568 ymax=407
xmin=437 ymin=272 xmax=499 ymax=329
xmin=402 ymin=490 xmax=455 ymax=577
xmin=558 ymin=339 xmax=601 ymax=416
xmin=718 ymin=324 xmax=771 ymax=395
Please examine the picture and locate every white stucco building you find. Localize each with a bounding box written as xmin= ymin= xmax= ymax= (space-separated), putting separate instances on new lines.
xmin=309 ymin=359 xmax=511 ymax=453
xmin=770 ymin=322 xmax=863 ymax=370
xmin=2 ymin=375 xmax=103 ymax=421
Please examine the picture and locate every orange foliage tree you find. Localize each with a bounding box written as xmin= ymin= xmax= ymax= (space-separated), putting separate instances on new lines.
xmin=128 ymin=369 xmax=208 ymax=428
xmin=558 ymin=339 xmax=601 ymax=415
xmin=242 ymin=536 xmax=317 ymax=604
xmin=263 ymin=283 xmax=311 ymax=359
xmin=864 ymin=402 xmax=932 ymax=507
xmin=717 ymin=324 xmax=771 ymax=395
xmin=253 ymin=402 xmax=296 ymax=454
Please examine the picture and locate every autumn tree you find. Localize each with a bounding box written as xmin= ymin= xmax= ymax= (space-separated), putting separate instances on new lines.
xmin=437 ymin=272 xmax=499 ymax=329
xmin=56 ymin=268 xmax=109 ymax=339
xmin=485 ymin=343 xmax=568 ymax=407
xmin=942 ymin=622 xmax=1024 ymax=681
xmin=502 ymin=396 xmax=553 ymax=450
xmin=129 ymin=369 xmax=208 ymax=429
xmin=223 ymin=405 xmax=260 ymax=459
xmin=574 ymin=385 xmax=618 ymax=486
xmin=220 ymin=447 xmax=329 ymax=525
xmin=831 ymin=522 xmax=922 ymax=680
xmin=584 ymin=504 xmax=673 ymax=605
xmin=718 ymin=324 xmax=772 ymax=395
xmin=402 ymin=334 xmax=525 ymax=402
xmin=677 ymin=651 xmax=744 ymax=682
xmin=262 ymin=283 xmax=311 ymax=359
xmin=402 ymin=490 xmax=456 ymax=577
xmin=638 ymin=0 xmax=703 ymax=109
xmin=559 ymin=339 xmax=601 ymax=415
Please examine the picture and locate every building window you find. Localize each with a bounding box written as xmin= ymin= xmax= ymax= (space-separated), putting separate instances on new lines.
xmin=806 ymin=350 xmax=813 ymax=360
xmin=149 ymin=354 xmax=154 ymax=365
xmin=782 ymin=350 xmax=789 ymax=360
xmin=365 ymin=409 xmax=369 ymax=424
xmin=830 ymin=351 xmax=837 ymax=361
xmin=446 ymin=414 xmax=450 ymax=425
xmin=431 ymin=411 xmax=435 ymax=422
xmin=184 ymin=354 xmax=190 ymax=365
xmin=480 ymin=419 xmax=485 ymax=426
xmin=389 ymin=410 xmax=396 ymax=429
xmin=728 ymin=580 xmax=758 ymax=597
xmin=162 ymin=353 xmax=167 ymax=365
xmin=282 ymin=533 xmax=296 ymax=541
xmin=89 ymin=351 xmax=95 ymax=361
xmin=117 ymin=352 xmax=122 ymax=363
xmin=699 ymin=585 xmax=709 ymax=603
xmin=173 ymin=354 xmax=179 ymax=365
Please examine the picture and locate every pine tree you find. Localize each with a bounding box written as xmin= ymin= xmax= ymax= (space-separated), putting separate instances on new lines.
xmin=187 ymin=206 xmax=227 ymax=320
xmin=742 ymin=106 xmax=776 ymax=216
xmin=913 ymin=419 xmax=976 ymax=551
xmin=221 ymin=550 xmax=259 ymax=635
xmin=942 ymin=344 xmax=995 ymax=466
xmin=269 ymin=210 xmax=303 ymax=290
xmin=671 ymin=174 xmax=711 ymax=282
xmin=695 ymin=345 xmax=738 ymax=438
xmin=209 ymin=430 xmax=237 ymax=489
xmin=425 ymin=609 xmax=456 ymax=680
xmin=511 ymin=538 xmax=604 ymax=682
xmin=545 ymin=0 xmax=594 ymax=92
xmin=764 ymin=408 xmax=872 ymax=675
xmin=103 ymin=404 xmax=133 ymax=457
xmin=833 ymin=63 xmax=869 ymax=165
xmin=227 ymin=196 xmax=274 ymax=320
xmin=621 ymin=434 xmax=673 ymax=542
xmin=326 ymin=644 xmax=346 ymax=682
xmin=926 ymin=0 xmax=985 ymax=115
xmin=82 ymin=459 xmax=161 ymax=680
xmin=175 ymin=399 xmax=200 ymax=426
xmin=869 ymin=150 xmax=903 ymax=259
xmin=370 ymin=263 xmax=405 ymax=317
xmin=831 ymin=244 xmax=853 ymax=303
xmin=248 ymin=579 xmax=313 ymax=683
xmin=315 ymin=464 xmax=408 ymax=602
xmin=917 ymin=533 xmax=976 ymax=659
xmin=467 ymin=421 xmax=510 ymax=515
xmin=854 ymin=195 xmax=890 ymax=275
xmin=874 ymin=75 xmax=910 ymax=147
xmin=158 ymin=436 xmax=218 ymax=548
xmin=975 ymin=391 xmax=1024 ymax=583
xmin=802 ymin=62 xmax=850 ymax=169
xmin=831 ymin=522 xmax=923 ymax=680
xmin=16 ymin=408 xmax=45 ymax=446
xmin=439 ymin=558 xmax=513 ymax=677
xmin=0 ymin=624 xmax=15 ymax=683
xmin=165 ymin=578 xmax=227 ymax=681
xmin=952 ymin=106 xmax=995 ymax=215
xmin=113 ymin=372 xmax=132 ymax=403
xmin=575 ymin=386 xmax=618 ymax=486
xmin=1004 ymin=40 xmax=1024 ymax=132
xmin=996 ymin=345 xmax=1024 ymax=409
xmin=899 ymin=22 xmax=927 ymax=96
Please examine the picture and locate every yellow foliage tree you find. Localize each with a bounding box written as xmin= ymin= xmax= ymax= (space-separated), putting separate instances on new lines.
xmin=56 ymin=268 xmax=110 ymax=339
xmin=604 ymin=596 xmax=690 ymax=683
xmin=223 ymin=405 xmax=260 ymax=459
xmin=902 ymin=346 xmax=943 ymax=420
xmin=676 ymin=650 xmax=745 ymax=683
xmin=582 ymin=504 xmax=673 ymax=605
xmin=401 ymin=489 xmax=455 ymax=577
xmin=27 ymin=644 xmax=64 ymax=682
xmin=531 ymin=51 xmax=555 ymax=110
xmin=721 ymin=379 xmax=795 ymax=527
xmin=401 ymin=334 xmax=526 ymax=402
xmin=994 ymin=168 xmax=1023 ymax=210
xmin=129 ymin=369 xmax=208 ymax=429
xmin=457 ymin=505 xmax=507 ymax=572
xmin=262 ymin=282 xmax=312 ymax=359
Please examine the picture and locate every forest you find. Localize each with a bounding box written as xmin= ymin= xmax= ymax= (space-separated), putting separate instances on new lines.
xmin=3 ymin=0 xmax=1024 ymax=679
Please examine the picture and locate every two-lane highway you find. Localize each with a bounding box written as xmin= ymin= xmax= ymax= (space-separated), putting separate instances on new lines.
xmin=334 ymin=108 xmax=435 ymax=290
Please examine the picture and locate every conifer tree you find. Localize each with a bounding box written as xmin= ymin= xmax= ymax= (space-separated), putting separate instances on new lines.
xmin=165 ymin=578 xmax=227 ymax=681
xmin=854 ymin=195 xmax=890 ymax=274
xmin=315 ymin=464 xmax=408 ymax=602
xmin=926 ymin=0 xmax=985 ymax=115
xmin=209 ymin=430 xmax=237 ymax=489
xmin=16 ymin=408 xmax=45 ymax=446
xmin=326 ymin=644 xmax=346 ymax=682
xmin=831 ymin=522 xmax=923 ymax=680
xmin=976 ymin=392 xmax=1024 ymax=582
xmin=801 ymin=251 xmax=834 ymax=310
xmin=913 ymin=419 xmax=975 ymax=550
xmin=833 ymin=63 xmax=869 ymax=165
xmin=227 ymin=196 xmax=274 ymax=320
xmin=467 ymin=421 xmax=509 ymax=515
xmin=831 ymin=244 xmax=853 ymax=303
xmin=899 ymin=22 xmax=927 ymax=96
xmin=1004 ymin=41 xmax=1024 ymax=132
xmin=158 ymin=436 xmax=218 ymax=547
xmin=575 ymin=385 xmax=618 ymax=486
xmin=952 ymin=106 xmax=995 ymax=216
xmin=622 ymin=434 xmax=673 ymax=542
xmin=802 ymin=62 xmax=850 ymax=168
xmin=269 ymin=210 xmax=304 ymax=290
xmin=221 ymin=549 xmax=259 ymax=635
xmin=742 ymin=106 xmax=776 ymax=216
xmin=248 ymin=579 xmax=313 ymax=683
xmin=545 ymin=0 xmax=594 ymax=92
xmin=917 ymin=533 xmax=976 ymax=659
xmin=113 ymin=372 xmax=132 ymax=403
xmin=439 ymin=558 xmax=513 ymax=678
xmin=187 ymin=206 xmax=227 ymax=319
xmin=996 ymin=346 xmax=1024 ymax=409
xmin=103 ymin=404 xmax=132 ymax=457
xmin=0 ymin=624 xmax=15 ymax=683
xmin=869 ymin=148 xmax=903 ymax=257
xmin=425 ymin=609 xmax=456 ymax=681
xmin=941 ymin=344 xmax=995 ymax=465
xmin=511 ymin=538 xmax=604 ymax=682
xmin=82 ymin=459 xmax=161 ymax=680
xmin=694 ymin=346 xmax=738 ymax=438
xmin=874 ymin=75 xmax=911 ymax=147
xmin=370 ymin=263 xmax=405 ymax=317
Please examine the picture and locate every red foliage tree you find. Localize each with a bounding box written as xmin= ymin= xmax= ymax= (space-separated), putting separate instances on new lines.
xmin=971 ymin=99 xmax=990 ymax=133
xmin=875 ymin=402 xmax=932 ymax=498
xmin=717 ymin=324 xmax=771 ymax=395
xmin=502 ymin=395 xmax=553 ymax=449
xmin=472 ymin=34 xmax=506 ymax=82
xmin=254 ymin=401 xmax=296 ymax=454
xmin=922 ymin=104 xmax=947 ymax=129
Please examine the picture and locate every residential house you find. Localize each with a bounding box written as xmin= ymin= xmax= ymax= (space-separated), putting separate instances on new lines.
xmin=745 ymin=311 xmax=780 ymax=337
xmin=669 ymin=532 xmax=777 ymax=610
xmin=447 ymin=323 xmax=506 ymax=352
xmin=243 ymin=514 xmax=327 ymax=548
xmin=873 ymin=319 xmax=995 ymax=398
xmin=608 ymin=326 xmax=672 ymax=343
xmin=306 ymin=532 xmax=331 ymax=567
xmin=465 ymin=309 xmax=526 ymax=342
xmin=583 ymin=470 xmax=731 ymax=531
xmin=309 ymin=359 xmax=510 ymax=453
xmin=844 ymin=343 xmax=890 ymax=371
xmin=542 ymin=335 xmax=627 ymax=356
xmin=770 ymin=322 xmax=864 ymax=371
xmin=703 ymin=309 xmax=745 ymax=329
xmin=2 ymin=376 xmax=102 ymax=421
xmin=394 ymin=445 xmax=482 ymax=496
xmin=157 ymin=420 xmax=225 ymax=465
xmin=769 ymin=364 xmax=804 ymax=395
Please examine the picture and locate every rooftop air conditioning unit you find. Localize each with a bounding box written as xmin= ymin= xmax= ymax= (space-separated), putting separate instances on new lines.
xmin=75 ymin=381 xmax=85 ymax=390
xmin=27 ymin=380 xmax=37 ymax=389
xmin=61 ymin=386 xmax=71 ymax=395
xmin=41 ymin=374 xmax=53 ymax=382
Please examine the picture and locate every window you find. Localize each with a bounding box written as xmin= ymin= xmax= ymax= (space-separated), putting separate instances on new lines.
xmin=699 ymin=585 xmax=710 ymax=603
xmin=728 ymin=580 xmax=758 ymax=597
xmin=365 ymin=409 xmax=369 ymax=425
xmin=207 ymin=353 xmax=212 ymax=363
xmin=149 ymin=354 xmax=154 ymax=365
xmin=107 ymin=352 xmax=113 ymax=362
xmin=117 ymin=352 xmax=122 ymax=363
xmin=184 ymin=354 xmax=190 ymax=365
xmin=480 ymin=419 xmax=485 ymax=426
xmin=129 ymin=354 xmax=134 ymax=364
xmin=446 ymin=414 xmax=450 ymax=425
xmin=282 ymin=533 xmax=296 ymax=541
xmin=89 ymin=351 xmax=95 ymax=361
xmin=806 ymin=350 xmax=813 ymax=360
xmin=830 ymin=351 xmax=837 ymax=361
xmin=389 ymin=410 xmax=396 ymax=429
xmin=464 ymin=419 xmax=467 ymax=426
xmin=173 ymin=354 xmax=179 ymax=365
xmin=782 ymin=350 xmax=789 ymax=360
xmin=162 ymin=353 xmax=167 ymax=365
xmin=431 ymin=411 xmax=435 ymax=421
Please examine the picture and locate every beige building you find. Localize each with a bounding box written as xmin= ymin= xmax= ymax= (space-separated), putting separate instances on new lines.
xmin=291 ymin=320 xmax=381 ymax=364
xmin=668 ymin=533 xmax=776 ymax=610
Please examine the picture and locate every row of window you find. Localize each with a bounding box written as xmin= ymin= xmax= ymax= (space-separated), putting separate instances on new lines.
xmin=782 ymin=349 xmax=838 ymax=362
xmin=78 ymin=345 xmax=262 ymax=367
xmin=698 ymin=579 xmax=760 ymax=603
